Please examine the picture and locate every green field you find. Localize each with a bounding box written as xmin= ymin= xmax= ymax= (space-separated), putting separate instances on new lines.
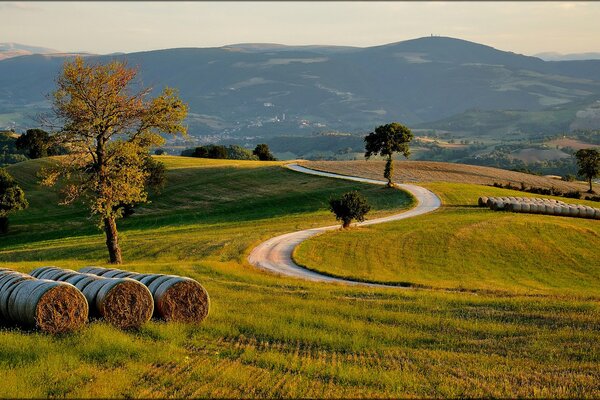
xmin=295 ymin=182 xmax=600 ymax=296
xmin=0 ymin=157 xmax=599 ymax=398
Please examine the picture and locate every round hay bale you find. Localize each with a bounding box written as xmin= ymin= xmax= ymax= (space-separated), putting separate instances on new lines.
xmin=486 ymin=198 xmax=495 ymax=207
xmin=29 ymin=267 xmax=57 ymax=279
xmin=594 ymin=209 xmax=600 ymax=220
xmin=478 ymin=197 xmax=488 ymax=207
xmin=544 ymin=205 xmax=555 ymax=215
xmin=113 ymin=271 xmax=140 ymax=279
xmin=62 ymin=274 xmax=89 ymax=287
xmin=79 ymin=267 xmax=113 ymax=276
xmin=146 ymin=275 xmax=180 ymax=293
xmin=153 ymin=277 xmax=210 ymax=323
xmin=520 ymin=203 xmax=530 ymax=213
xmin=7 ymin=280 xmax=48 ymax=322
xmin=94 ymin=278 xmax=153 ymax=329
xmin=71 ymin=276 xmax=103 ymax=296
xmin=100 ymin=270 xmax=128 ymax=278
xmin=491 ymin=201 xmax=505 ymax=211
xmin=0 ymin=274 xmax=32 ymax=318
xmin=80 ymin=279 xmax=113 ymax=314
xmin=559 ymin=206 xmax=569 ymax=216
xmin=568 ymin=207 xmax=579 ymax=217
xmin=584 ymin=207 xmax=596 ymax=219
xmin=138 ymin=274 xmax=163 ymax=286
xmin=512 ymin=202 xmax=522 ymax=213
xmin=24 ymin=281 xmax=87 ymax=334
xmin=529 ymin=204 xmax=540 ymax=214
xmin=39 ymin=269 xmax=74 ymax=281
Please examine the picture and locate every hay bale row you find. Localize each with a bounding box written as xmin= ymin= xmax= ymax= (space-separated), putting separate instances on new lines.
xmin=30 ymin=267 xmax=153 ymax=330
xmin=0 ymin=269 xmax=87 ymax=334
xmin=79 ymin=267 xmax=210 ymax=323
xmin=478 ymin=196 xmax=600 ymax=219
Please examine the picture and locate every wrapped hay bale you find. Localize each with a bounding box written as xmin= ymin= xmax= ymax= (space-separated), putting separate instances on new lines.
xmin=478 ymin=197 xmax=488 ymax=207
xmin=544 ymin=204 xmax=556 ymax=215
xmin=486 ymin=197 xmax=496 ymax=208
xmin=0 ymin=270 xmax=87 ymax=334
xmin=520 ymin=203 xmax=531 ymax=213
xmin=80 ymin=267 xmax=210 ymax=323
xmin=594 ymin=209 xmax=600 ymax=220
xmin=584 ymin=207 xmax=596 ymax=219
xmin=491 ymin=201 xmax=505 ymax=211
xmin=512 ymin=202 xmax=523 ymax=213
xmin=30 ymin=267 xmax=153 ymax=330
xmin=529 ymin=203 xmax=540 ymax=214
xmin=559 ymin=206 xmax=569 ymax=216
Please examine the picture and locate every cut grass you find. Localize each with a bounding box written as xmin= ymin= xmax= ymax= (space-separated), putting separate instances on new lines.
xmin=295 ymin=181 xmax=600 ymax=297
xmin=0 ymin=157 xmax=598 ymax=397
xmin=304 ymin=159 xmax=591 ymax=192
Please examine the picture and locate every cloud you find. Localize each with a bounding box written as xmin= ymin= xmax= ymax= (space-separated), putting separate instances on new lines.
xmin=0 ymin=2 xmax=42 ymax=11
xmin=557 ymin=2 xmax=588 ymax=10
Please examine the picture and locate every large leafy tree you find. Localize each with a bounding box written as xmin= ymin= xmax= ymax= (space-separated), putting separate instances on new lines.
xmin=42 ymin=56 xmax=188 ymax=263
xmin=0 ymin=168 xmax=28 ymax=234
xmin=364 ymin=122 xmax=413 ymax=187
xmin=575 ymin=148 xmax=600 ymax=193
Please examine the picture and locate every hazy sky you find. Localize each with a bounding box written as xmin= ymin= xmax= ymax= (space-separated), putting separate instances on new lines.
xmin=1 ymin=1 xmax=599 ymax=55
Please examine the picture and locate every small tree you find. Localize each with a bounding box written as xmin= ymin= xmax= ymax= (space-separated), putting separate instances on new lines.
xmin=15 ymin=128 xmax=64 ymax=159
xmin=575 ymin=148 xmax=600 ymax=193
xmin=42 ymin=56 xmax=187 ymax=264
xmin=253 ymin=143 xmax=276 ymax=161
xmin=329 ymin=191 xmax=371 ymax=229
xmin=154 ymin=149 xmax=165 ymax=155
xmin=0 ymin=168 xmax=28 ymax=233
xmin=364 ymin=122 xmax=413 ymax=187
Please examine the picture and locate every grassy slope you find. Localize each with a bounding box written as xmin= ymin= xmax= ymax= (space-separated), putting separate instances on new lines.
xmin=0 ymin=157 xmax=598 ymax=398
xmin=295 ymin=182 xmax=600 ymax=296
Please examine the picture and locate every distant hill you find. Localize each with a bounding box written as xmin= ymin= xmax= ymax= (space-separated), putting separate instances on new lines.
xmin=2 ymin=36 xmax=600 ymax=139
xmin=535 ymin=51 xmax=600 ymax=61
xmin=0 ymin=43 xmax=60 ymax=61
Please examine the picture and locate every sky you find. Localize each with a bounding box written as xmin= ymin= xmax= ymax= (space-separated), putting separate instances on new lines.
xmin=1 ymin=1 xmax=599 ymax=55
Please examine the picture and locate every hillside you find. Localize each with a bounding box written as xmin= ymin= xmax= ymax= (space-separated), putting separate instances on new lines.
xmin=0 ymin=43 xmax=59 ymax=61
xmin=304 ymin=159 xmax=590 ymax=192
xmin=2 ymin=36 xmax=600 ymax=139
xmin=0 ymin=157 xmax=598 ymax=397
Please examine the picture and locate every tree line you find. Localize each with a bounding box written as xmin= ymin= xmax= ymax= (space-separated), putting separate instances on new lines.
xmin=180 ymin=143 xmax=276 ymax=161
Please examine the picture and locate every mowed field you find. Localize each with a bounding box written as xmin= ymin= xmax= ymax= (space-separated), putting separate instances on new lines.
xmin=305 ymin=160 xmax=590 ymax=192
xmin=295 ymin=182 xmax=600 ymax=296
xmin=0 ymin=156 xmax=599 ymax=398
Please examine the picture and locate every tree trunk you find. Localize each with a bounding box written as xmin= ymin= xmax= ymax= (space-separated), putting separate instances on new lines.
xmin=384 ymin=154 xmax=394 ymax=187
xmin=103 ymin=216 xmax=123 ymax=264
xmin=589 ymin=178 xmax=594 ymax=194
xmin=342 ymin=219 xmax=352 ymax=229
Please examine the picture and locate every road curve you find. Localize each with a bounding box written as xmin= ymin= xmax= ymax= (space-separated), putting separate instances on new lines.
xmin=247 ymin=164 xmax=442 ymax=287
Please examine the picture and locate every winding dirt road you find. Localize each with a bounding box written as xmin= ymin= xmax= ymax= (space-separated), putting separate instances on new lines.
xmin=247 ymin=164 xmax=442 ymax=287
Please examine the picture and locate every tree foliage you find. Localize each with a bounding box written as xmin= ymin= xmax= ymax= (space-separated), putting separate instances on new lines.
xmin=253 ymin=143 xmax=276 ymax=161
xmin=15 ymin=129 xmax=65 ymax=159
xmin=364 ymin=122 xmax=413 ymax=186
xmin=41 ymin=56 xmax=188 ymax=263
xmin=329 ymin=191 xmax=371 ymax=229
xmin=183 ymin=144 xmax=258 ymax=160
xmin=0 ymin=168 xmax=28 ymax=234
xmin=575 ymin=148 xmax=600 ymax=193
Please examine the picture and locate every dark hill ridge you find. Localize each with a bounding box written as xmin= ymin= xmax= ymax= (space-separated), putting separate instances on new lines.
xmin=2 ymin=36 xmax=600 ymax=137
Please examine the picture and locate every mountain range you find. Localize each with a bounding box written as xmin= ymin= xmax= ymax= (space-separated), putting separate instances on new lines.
xmin=2 ymin=36 xmax=600 ymax=141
